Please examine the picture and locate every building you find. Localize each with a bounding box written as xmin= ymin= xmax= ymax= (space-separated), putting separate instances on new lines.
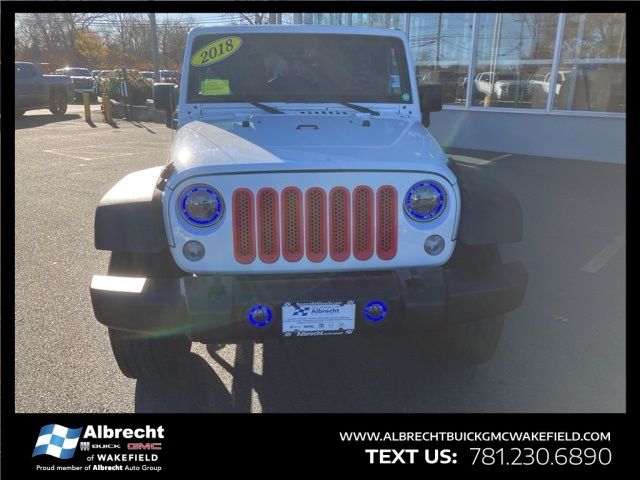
xmin=298 ymin=13 xmax=626 ymax=163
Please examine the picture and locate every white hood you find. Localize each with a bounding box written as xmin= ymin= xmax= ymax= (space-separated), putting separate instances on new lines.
xmin=165 ymin=115 xmax=455 ymax=189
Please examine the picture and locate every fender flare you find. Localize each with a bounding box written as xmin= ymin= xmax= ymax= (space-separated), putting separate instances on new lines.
xmin=449 ymin=158 xmax=523 ymax=245
xmin=94 ymin=166 xmax=167 ymax=253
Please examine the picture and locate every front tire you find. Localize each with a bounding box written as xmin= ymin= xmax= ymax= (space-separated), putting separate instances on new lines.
xmin=107 ymin=251 xmax=191 ymax=379
xmin=430 ymin=316 xmax=504 ymax=367
xmin=426 ymin=243 xmax=505 ymax=367
xmin=49 ymin=90 xmax=68 ymax=115
xmin=108 ymin=329 xmax=191 ymax=379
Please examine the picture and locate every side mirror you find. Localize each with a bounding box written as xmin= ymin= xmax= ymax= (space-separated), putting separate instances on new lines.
xmin=418 ymin=84 xmax=443 ymax=128
xmin=153 ymin=83 xmax=178 ymax=128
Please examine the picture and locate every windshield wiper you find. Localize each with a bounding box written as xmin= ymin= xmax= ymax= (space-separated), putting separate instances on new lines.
xmin=340 ymin=102 xmax=380 ymax=116
xmin=247 ymin=101 xmax=284 ymax=114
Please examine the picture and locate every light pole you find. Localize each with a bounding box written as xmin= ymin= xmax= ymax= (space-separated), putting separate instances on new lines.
xmin=149 ymin=12 xmax=160 ymax=82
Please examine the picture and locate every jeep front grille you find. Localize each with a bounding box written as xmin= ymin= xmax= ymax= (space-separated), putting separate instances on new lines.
xmin=232 ymin=186 xmax=397 ymax=264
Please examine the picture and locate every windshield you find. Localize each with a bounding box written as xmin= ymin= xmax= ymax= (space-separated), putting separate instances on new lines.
xmin=187 ymin=33 xmax=412 ymax=104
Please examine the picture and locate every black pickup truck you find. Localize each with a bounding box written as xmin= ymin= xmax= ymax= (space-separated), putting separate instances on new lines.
xmin=15 ymin=62 xmax=76 ymax=117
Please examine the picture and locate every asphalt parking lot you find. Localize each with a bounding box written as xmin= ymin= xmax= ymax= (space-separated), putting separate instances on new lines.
xmin=14 ymin=107 xmax=625 ymax=413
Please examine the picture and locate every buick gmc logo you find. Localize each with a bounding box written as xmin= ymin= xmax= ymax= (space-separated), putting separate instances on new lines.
xmin=128 ymin=443 xmax=162 ymax=450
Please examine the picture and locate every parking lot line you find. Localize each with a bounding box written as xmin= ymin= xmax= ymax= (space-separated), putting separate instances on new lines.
xmin=43 ymin=149 xmax=94 ymax=161
xmin=581 ymin=233 xmax=625 ymax=274
xmin=449 ymin=154 xmax=492 ymax=166
xmin=251 ymin=343 xmax=263 ymax=413
xmin=489 ymin=153 xmax=513 ymax=161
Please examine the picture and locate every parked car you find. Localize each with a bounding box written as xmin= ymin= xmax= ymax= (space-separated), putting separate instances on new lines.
xmin=542 ymin=70 xmax=569 ymax=95
xmin=15 ymin=61 xmax=75 ymax=116
xmin=159 ymin=69 xmax=181 ymax=84
xmin=55 ymin=67 xmax=97 ymax=99
xmin=91 ymin=26 xmax=527 ymax=379
xmin=474 ymin=71 xmax=532 ymax=103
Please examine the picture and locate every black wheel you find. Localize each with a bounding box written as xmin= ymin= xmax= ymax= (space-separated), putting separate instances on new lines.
xmin=108 ymin=328 xmax=191 ymax=379
xmin=424 ymin=243 xmax=505 ymax=367
xmin=15 ymin=110 xmax=26 ymax=118
xmin=49 ymin=90 xmax=68 ymax=115
xmin=107 ymin=250 xmax=191 ymax=379
xmin=429 ymin=315 xmax=504 ymax=367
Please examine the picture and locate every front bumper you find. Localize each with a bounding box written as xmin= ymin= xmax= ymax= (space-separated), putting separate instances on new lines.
xmin=91 ymin=262 xmax=527 ymax=343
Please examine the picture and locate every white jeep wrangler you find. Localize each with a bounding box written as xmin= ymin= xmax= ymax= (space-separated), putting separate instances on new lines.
xmin=90 ymin=26 xmax=527 ymax=379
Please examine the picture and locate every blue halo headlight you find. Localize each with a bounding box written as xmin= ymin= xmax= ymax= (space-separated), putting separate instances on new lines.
xmin=179 ymin=184 xmax=224 ymax=226
xmin=404 ymin=181 xmax=446 ymax=222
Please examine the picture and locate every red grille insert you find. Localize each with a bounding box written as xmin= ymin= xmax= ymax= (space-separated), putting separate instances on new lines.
xmin=329 ymin=187 xmax=350 ymax=261
xmin=376 ymin=186 xmax=398 ymax=260
xmin=281 ymin=187 xmax=303 ymax=262
xmin=257 ymin=188 xmax=280 ymax=263
xmin=352 ymin=186 xmax=374 ymax=261
xmin=232 ymin=188 xmax=256 ymax=264
xmin=305 ymin=188 xmax=327 ymax=262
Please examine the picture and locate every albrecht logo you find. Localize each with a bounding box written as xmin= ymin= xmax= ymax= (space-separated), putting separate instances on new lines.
xmin=32 ymin=425 xmax=83 ymax=459
xmin=292 ymin=306 xmax=311 ymax=316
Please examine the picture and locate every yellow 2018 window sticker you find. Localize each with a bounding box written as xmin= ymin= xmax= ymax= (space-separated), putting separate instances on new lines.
xmin=191 ymin=36 xmax=243 ymax=66
xmin=200 ymin=79 xmax=230 ymax=96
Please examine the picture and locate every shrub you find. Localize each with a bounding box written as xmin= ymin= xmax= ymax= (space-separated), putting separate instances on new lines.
xmin=98 ymin=70 xmax=148 ymax=106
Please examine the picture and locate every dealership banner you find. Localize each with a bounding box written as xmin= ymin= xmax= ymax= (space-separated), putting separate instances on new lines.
xmin=2 ymin=413 xmax=629 ymax=475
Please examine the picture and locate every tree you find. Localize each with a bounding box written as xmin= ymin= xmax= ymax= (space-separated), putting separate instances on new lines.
xmin=75 ymin=30 xmax=109 ymax=68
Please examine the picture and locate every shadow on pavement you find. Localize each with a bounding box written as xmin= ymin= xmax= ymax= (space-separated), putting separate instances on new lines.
xmin=134 ymin=353 xmax=234 ymax=413
xmin=134 ymin=335 xmax=481 ymax=413
xmin=15 ymin=113 xmax=81 ymax=130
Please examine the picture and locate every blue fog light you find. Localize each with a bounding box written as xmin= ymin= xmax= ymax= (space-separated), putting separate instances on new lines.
xmin=247 ymin=305 xmax=273 ymax=328
xmin=364 ymin=301 xmax=388 ymax=322
xmin=424 ymin=235 xmax=445 ymax=256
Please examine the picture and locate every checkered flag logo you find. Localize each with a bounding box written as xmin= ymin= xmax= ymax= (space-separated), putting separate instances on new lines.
xmin=32 ymin=424 xmax=83 ymax=459
xmin=292 ymin=306 xmax=311 ymax=316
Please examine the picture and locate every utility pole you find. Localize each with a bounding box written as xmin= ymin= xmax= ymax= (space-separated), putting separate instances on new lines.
xmin=149 ymin=12 xmax=160 ymax=82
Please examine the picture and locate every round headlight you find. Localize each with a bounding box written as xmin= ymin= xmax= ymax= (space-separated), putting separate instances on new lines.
xmin=179 ymin=184 xmax=224 ymax=226
xmin=404 ymin=181 xmax=447 ymax=222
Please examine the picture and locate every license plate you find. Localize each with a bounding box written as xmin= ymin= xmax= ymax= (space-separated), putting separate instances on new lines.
xmin=282 ymin=301 xmax=356 ymax=337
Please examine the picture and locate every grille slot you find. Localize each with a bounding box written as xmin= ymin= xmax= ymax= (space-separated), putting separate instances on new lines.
xmin=257 ymin=188 xmax=280 ymax=263
xmin=305 ymin=188 xmax=327 ymax=262
xmin=281 ymin=187 xmax=303 ymax=262
xmin=329 ymin=187 xmax=350 ymax=261
xmin=376 ymin=186 xmax=398 ymax=260
xmin=353 ymin=186 xmax=374 ymax=261
xmin=232 ymin=188 xmax=256 ymax=264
